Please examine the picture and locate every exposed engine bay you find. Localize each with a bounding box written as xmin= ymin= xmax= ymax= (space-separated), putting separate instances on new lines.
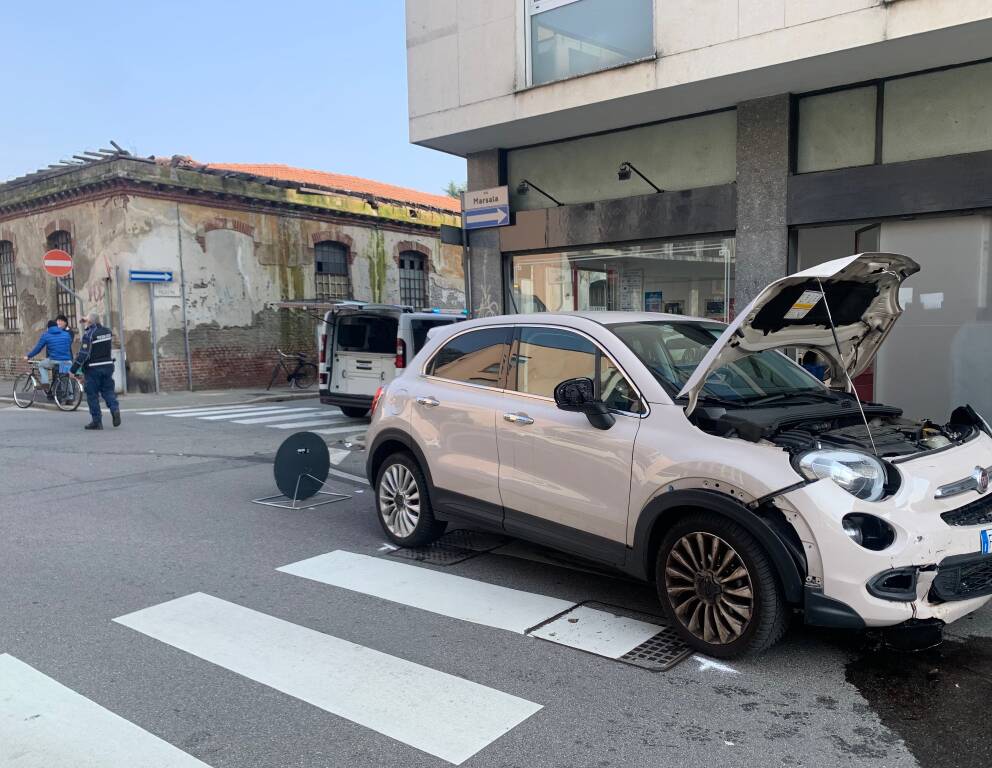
xmin=691 ymin=398 xmax=984 ymax=459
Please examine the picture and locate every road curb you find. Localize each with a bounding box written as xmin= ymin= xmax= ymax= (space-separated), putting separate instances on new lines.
xmin=0 ymin=389 xmax=318 ymax=412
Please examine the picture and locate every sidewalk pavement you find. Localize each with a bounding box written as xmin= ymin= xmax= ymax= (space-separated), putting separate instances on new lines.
xmin=0 ymin=377 xmax=318 ymax=412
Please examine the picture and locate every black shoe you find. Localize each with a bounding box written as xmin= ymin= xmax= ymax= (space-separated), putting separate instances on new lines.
xmin=45 ymin=392 xmax=55 ymax=401
xmin=112 ymin=411 xmax=121 ymax=427
xmin=84 ymin=422 xmax=103 ymax=430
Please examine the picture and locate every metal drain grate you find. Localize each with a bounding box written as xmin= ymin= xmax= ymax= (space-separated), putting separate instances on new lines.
xmin=584 ymin=601 xmax=692 ymax=672
xmin=386 ymin=529 xmax=511 ymax=566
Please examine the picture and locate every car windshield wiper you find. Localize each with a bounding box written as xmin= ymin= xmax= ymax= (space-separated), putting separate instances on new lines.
xmin=739 ymin=390 xmax=839 ymax=407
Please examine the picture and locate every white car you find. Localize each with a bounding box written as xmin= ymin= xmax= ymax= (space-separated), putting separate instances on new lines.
xmin=364 ymin=253 xmax=992 ymax=657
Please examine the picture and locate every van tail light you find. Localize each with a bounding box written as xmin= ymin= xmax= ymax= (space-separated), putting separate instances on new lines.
xmin=370 ymin=386 xmax=385 ymax=417
xmin=395 ymin=339 xmax=406 ymax=369
xmin=319 ymin=333 xmax=327 ymax=364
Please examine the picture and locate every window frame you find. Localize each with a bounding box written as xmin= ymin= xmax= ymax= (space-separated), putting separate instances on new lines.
xmin=398 ymin=250 xmax=429 ymax=309
xmin=422 ymin=321 xmax=647 ymax=416
xmin=524 ymin=0 xmax=656 ymax=89
xmin=314 ymin=240 xmax=352 ymax=301
xmin=0 ymin=240 xmax=17 ymax=331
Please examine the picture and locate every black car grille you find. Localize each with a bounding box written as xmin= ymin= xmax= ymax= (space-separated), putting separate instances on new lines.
xmin=940 ymin=494 xmax=992 ymax=526
xmin=930 ymin=553 xmax=992 ymax=602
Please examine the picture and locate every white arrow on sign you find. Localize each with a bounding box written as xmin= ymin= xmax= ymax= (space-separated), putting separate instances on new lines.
xmin=465 ymin=207 xmax=509 ymax=227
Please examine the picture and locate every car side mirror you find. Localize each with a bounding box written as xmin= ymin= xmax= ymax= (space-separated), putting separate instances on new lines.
xmin=553 ymin=377 xmax=615 ymax=431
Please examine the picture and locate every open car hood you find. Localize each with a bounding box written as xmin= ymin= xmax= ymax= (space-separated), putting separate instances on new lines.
xmin=678 ymin=252 xmax=920 ymax=414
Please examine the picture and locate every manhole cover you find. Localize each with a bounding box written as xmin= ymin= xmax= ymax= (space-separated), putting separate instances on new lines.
xmin=386 ymin=529 xmax=511 ymax=566
xmin=527 ymin=600 xmax=691 ymax=672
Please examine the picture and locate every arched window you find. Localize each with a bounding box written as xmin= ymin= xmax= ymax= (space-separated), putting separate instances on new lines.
xmin=0 ymin=241 xmax=16 ymax=330
xmin=47 ymin=230 xmax=77 ymax=326
xmin=314 ymin=241 xmax=351 ymax=301
xmin=399 ymin=250 xmax=428 ymax=309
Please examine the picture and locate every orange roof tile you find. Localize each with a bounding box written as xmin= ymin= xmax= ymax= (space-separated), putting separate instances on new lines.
xmin=207 ymin=162 xmax=461 ymax=212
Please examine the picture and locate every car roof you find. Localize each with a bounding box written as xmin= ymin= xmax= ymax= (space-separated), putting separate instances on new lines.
xmin=454 ymin=311 xmax=717 ymax=328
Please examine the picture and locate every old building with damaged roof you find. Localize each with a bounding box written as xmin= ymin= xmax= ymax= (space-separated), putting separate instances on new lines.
xmin=0 ymin=148 xmax=464 ymax=391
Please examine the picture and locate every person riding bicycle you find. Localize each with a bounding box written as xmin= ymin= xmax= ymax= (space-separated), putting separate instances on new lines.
xmin=24 ymin=316 xmax=73 ymax=399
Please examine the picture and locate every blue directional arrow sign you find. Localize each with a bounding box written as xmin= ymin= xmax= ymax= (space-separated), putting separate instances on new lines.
xmin=464 ymin=205 xmax=510 ymax=230
xmin=129 ymin=269 xmax=174 ymax=283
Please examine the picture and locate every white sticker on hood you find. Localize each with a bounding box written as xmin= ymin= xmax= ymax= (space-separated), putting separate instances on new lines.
xmin=784 ymin=290 xmax=823 ymax=320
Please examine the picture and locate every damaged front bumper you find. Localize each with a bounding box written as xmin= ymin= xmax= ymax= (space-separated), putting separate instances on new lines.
xmin=778 ymin=431 xmax=992 ymax=630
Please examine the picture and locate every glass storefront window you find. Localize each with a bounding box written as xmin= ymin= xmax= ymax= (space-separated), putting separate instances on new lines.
xmin=509 ymin=236 xmax=736 ymax=322
xmin=528 ymin=0 xmax=654 ymax=86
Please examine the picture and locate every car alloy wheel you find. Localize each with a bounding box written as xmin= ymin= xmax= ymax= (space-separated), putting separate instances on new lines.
xmin=665 ymin=532 xmax=754 ymax=645
xmin=379 ymin=463 xmax=421 ymax=538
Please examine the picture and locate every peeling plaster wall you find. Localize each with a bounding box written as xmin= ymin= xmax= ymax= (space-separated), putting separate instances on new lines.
xmin=0 ymin=193 xmax=465 ymax=390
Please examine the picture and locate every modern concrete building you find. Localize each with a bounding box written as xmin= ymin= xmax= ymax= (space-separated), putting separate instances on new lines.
xmin=406 ymin=0 xmax=992 ymax=420
xmin=0 ymin=149 xmax=463 ymax=391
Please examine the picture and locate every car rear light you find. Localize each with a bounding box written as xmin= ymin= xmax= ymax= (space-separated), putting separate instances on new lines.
xmin=395 ymin=339 xmax=406 ymax=369
xmin=370 ymin=386 xmax=385 ymax=417
xmin=319 ymin=333 xmax=327 ymax=364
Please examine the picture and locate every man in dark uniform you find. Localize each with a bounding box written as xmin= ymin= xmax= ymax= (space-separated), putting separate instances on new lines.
xmin=70 ymin=311 xmax=121 ymax=430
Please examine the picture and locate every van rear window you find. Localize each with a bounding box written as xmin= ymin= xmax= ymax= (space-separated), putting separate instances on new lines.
xmin=335 ymin=316 xmax=397 ymax=354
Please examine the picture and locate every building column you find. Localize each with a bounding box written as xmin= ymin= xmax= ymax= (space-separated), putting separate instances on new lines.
xmin=465 ymin=150 xmax=505 ymax=317
xmin=735 ymin=95 xmax=791 ymax=309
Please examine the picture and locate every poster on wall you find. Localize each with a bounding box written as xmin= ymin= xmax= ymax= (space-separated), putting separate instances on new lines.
xmin=620 ymin=270 xmax=643 ymax=311
xmin=644 ymin=291 xmax=663 ymax=312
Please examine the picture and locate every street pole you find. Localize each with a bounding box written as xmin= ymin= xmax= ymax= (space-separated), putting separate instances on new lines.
xmin=56 ymin=277 xmax=86 ymax=316
xmin=175 ymin=202 xmax=193 ymax=391
xmin=460 ymin=192 xmax=473 ymax=318
xmin=115 ymin=266 xmax=128 ymax=393
xmin=148 ymin=282 xmax=160 ymax=393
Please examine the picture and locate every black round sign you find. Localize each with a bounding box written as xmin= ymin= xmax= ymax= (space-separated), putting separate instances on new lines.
xmin=274 ymin=432 xmax=330 ymax=500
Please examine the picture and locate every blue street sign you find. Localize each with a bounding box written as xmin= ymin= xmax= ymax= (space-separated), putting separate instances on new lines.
xmin=129 ymin=269 xmax=174 ymax=283
xmin=463 ymin=205 xmax=510 ymax=230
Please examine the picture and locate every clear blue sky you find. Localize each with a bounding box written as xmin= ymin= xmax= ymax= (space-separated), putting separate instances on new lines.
xmin=0 ymin=1 xmax=466 ymax=195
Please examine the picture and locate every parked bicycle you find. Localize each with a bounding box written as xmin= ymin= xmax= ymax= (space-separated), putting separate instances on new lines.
xmin=13 ymin=361 xmax=83 ymax=411
xmin=266 ymin=349 xmax=318 ymax=391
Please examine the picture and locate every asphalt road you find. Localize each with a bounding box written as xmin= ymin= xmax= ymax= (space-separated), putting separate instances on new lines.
xmin=2 ymin=399 xmax=991 ymax=768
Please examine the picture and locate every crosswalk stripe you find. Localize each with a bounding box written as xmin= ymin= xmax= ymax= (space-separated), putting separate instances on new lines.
xmin=0 ymin=653 xmax=211 ymax=767
xmin=278 ymin=550 xmax=574 ymax=634
xmin=229 ymin=409 xmax=322 ymax=424
xmin=268 ymin=417 xmax=352 ymax=429
xmin=139 ymin=405 xmax=260 ymax=417
xmin=197 ymin=407 xmax=291 ymax=421
xmin=314 ymin=424 xmax=368 ymax=436
xmin=114 ymin=593 xmax=541 ymax=765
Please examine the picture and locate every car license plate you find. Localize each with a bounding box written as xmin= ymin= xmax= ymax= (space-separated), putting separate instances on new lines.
xmin=982 ymin=529 xmax=992 ymax=554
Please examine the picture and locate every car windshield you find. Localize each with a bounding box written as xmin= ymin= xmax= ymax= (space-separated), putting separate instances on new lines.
xmin=609 ymin=321 xmax=828 ymax=404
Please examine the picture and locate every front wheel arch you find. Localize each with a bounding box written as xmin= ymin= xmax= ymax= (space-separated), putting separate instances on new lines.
xmin=631 ymin=490 xmax=805 ymax=605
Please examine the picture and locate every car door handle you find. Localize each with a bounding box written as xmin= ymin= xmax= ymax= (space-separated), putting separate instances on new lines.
xmin=416 ymin=396 xmax=440 ymax=407
xmin=503 ymin=412 xmax=534 ymax=426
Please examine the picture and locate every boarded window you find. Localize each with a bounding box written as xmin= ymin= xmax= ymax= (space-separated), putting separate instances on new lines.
xmin=315 ymin=241 xmax=351 ymax=301
xmin=46 ymin=230 xmax=77 ymax=327
xmin=399 ymin=250 xmax=428 ymax=308
xmin=0 ymin=241 xmax=16 ymax=330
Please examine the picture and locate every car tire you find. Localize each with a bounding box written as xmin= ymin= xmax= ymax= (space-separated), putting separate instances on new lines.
xmin=375 ymin=453 xmax=447 ymax=547
xmin=654 ymin=513 xmax=789 ymax=658
xmin=340 ymin=406 xmax=369 ymax=419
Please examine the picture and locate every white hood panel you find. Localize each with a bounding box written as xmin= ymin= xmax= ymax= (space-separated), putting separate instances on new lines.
xmin=678 ymin=253 xmax=920 ymax=412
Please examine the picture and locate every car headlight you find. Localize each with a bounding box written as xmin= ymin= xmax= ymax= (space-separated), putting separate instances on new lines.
xmin=797 ymin=449 xmax=886 ymax=501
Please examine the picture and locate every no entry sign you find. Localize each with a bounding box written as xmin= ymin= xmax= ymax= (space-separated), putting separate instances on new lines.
xmin=43 ymin=249 xmax=73 ymax=278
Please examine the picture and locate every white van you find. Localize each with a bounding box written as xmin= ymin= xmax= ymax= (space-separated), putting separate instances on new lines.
xmin=319 ymin=303 xmax=463 ymax=417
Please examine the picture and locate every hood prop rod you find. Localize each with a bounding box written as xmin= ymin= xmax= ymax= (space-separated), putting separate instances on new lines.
xmin=816 ymin=278 xmax=878 ymax=456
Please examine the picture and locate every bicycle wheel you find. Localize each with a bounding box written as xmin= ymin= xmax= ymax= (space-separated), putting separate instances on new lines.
xmin=12 ymin=374 xmax=36 ymax=408
xmin=53 ymin=376 xmax=82 ymax=412
xmin=293 ymin=363 xmax=318 ymax=390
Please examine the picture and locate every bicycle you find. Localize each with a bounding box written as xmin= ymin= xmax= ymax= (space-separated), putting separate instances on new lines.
xmin=13 ymin=361 xmax=83 ymax=411
xmin=266 ymin=349 xmax=318 ymax=391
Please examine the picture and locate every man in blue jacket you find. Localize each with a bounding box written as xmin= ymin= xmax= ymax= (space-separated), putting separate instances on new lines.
xmin=24 ymin=316 xmax=73 ymax=399
xmin=70 ymin=311 xmax=121 ymax=430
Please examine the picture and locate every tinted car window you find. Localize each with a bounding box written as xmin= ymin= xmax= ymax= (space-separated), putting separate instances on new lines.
xmin=510 ymin=327 xmax=642 ymax=412
xmin=411 ymin=318 xmax=456 ymax=353
xmin=428 ymin=327 xmax=510 ymax=387
xmin=336 ymin=315 xmax=397 ymax=354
